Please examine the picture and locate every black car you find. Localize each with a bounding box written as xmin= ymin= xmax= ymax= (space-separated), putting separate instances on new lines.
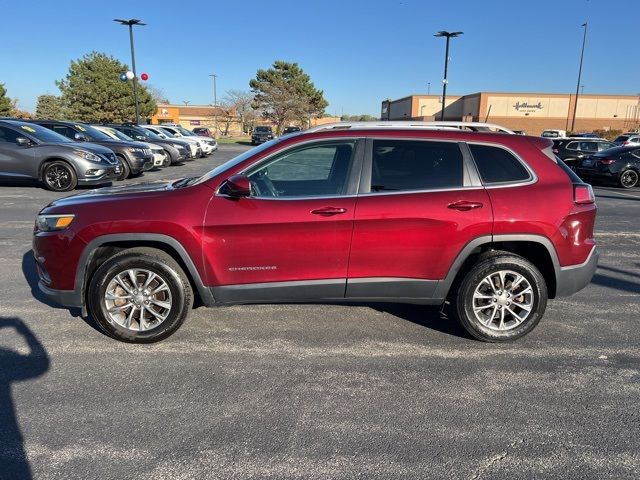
xmin=251 ymin=126 xmax=274 ymax=145
xmin=30 ymin=120 xmax=154 ymax=179
xmin=575 ymin=146 xmax=640 ymax=188
xmin=106 ymin=124 xmax=192 ymax=166
xmin=552 ymin=138 xmax=616 ymax=170
xmin=283 ymin=126 xmax=301 ymax=135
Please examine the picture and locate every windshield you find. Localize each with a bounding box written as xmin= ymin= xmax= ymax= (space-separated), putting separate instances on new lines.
xmin=156 ymin=127 xmax=176 ymax=138
xmin=108 ymin=127 xmax=134 ymax=141
xmin=132 ymin=127 xmax=162 ymax=141
xmin=75 ymin=124 xmax=113 ymax=140
xmin=174 ymin=126 xmax=195 ymax=136
xmin=12 ymin=122 xmax=73 ymax=143
xmin=195 ymin=139 xmax=281 ymax=185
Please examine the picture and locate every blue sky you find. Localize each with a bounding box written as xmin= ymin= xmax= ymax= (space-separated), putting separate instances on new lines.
xmin=0 ymin=0 xmax=636 ymax=116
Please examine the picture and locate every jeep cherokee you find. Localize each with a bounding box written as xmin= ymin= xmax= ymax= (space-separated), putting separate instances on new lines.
xmin=33 ymin=125 xmax=598 ymax=343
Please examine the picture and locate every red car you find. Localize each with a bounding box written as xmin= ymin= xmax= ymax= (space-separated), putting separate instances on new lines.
xmin=192 ymin=127 xmax=213 ymax=137
xmin=33 ymin=125 xmax=598 ymax=343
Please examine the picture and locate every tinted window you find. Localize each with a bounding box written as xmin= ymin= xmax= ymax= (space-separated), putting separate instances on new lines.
xmin=469 ymin=144 xmax=531 ymax=184
xmin=247 ymin=141 xmax=355 ymax=197
xmin=615 ymin=136 xmax=629 ymax=142
xmin=598 ymin=142 xmax=616 ymax=151
xmin=0 ymin=126 xmax=21 ymax=143
xmin=579 ymin=141 xmax=597 ymax=151
xmin=370 ymin=140 xmax=463 ymax=192
xmin=566 ymin=141 xmax=579 ymax=150
xmin=50 ymin=125 xmax=77 ymax=139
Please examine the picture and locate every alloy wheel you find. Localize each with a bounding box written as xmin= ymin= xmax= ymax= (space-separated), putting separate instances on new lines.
xmin=46 ymin=165 xmax=72 ymax=190
xmin=620 ymin=170 xmax=638 ymax=188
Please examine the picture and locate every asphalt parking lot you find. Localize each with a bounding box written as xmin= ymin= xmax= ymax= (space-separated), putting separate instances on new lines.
xmin=1 ymin=143 xmax=639 ymax=479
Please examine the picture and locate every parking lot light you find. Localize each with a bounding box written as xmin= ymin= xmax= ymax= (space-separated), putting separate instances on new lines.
xmin=434 ymin=30 xmax=463 ymax=121
xmin=114 ymin=18 xmax=146 ymax=124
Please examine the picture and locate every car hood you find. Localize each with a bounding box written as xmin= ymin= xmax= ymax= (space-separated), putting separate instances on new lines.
xmin=91 ymin=139 xmax=150 ymax=149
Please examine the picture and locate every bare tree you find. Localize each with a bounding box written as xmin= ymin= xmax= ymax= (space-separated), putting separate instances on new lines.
xmin=223 ymin=90 xmax=256 ymax=133
xmin=146 ymin=84 xmax=170 ymax=104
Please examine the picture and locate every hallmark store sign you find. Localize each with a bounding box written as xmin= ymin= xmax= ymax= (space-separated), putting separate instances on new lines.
xmin=513 ymin=101 xmax=544 ymax=113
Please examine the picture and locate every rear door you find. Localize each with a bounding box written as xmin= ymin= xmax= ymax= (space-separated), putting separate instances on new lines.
xmin=346 ymin=138 xmax=492 ymax=300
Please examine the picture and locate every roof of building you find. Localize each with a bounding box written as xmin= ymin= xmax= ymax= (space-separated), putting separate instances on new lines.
xmin=156 ymin=104 xmax=235 ymax=117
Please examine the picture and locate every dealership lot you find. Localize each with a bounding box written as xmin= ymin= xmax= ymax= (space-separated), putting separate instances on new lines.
xmin=1 ymin=144 xmax=639 ymax=479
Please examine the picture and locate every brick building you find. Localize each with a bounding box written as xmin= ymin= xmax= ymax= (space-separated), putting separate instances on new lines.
xmin=381 ymin=92 xmax=640 ymax=135
xmin=151 ymin=104 xmax=243 ymax=136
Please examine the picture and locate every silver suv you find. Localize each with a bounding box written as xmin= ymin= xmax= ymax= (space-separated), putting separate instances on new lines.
xmin=0 ymin=119 xmax=121 ymax=191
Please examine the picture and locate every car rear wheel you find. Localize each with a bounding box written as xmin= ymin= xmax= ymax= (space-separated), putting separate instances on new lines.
xmin=87 ymin=248 xmax=193 ymax=343
xmin=619 ymin=169 xmax=638 ymax=189
xmin=43 ymin=161 xmax=77 ymax=191
xmin=455 ymin=253 xmax=547 ymax=342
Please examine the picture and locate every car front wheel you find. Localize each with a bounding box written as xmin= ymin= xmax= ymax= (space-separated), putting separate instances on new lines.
xmin=87 ymin=248 xmax=193 ymax=343
xmin=455 ymin=253 xmax=547 ymax=342
xmin=43 ymin=161 xmax=78 ymax=191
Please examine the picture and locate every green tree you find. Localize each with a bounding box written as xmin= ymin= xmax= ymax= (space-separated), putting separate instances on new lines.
xmin=340 ymin=114 xmax=379 ymax=122
xmin=56 ymin=52 xmax=156 ymax=123
xmin=0 ymin=83 xmax=12 ymax=116
xmin=35 ymin=94 xmax=66 ymax=119
xmin=249 ymin=61 xmax=328 ymax=134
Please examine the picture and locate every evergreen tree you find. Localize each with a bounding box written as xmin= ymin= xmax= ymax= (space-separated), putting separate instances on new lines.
xmin=56 ymin=52 xmax=156 ymax=123
xmin=0 ymin=84 xmax=12 ymax=116
xmin=35 ymin=94 xmax=66 ymax=119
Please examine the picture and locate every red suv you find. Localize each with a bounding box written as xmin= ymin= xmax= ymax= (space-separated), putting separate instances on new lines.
xmin=33 ymin=126 xmax=598 ymax=343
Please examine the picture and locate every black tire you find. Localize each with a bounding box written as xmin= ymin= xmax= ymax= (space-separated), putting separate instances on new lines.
xmin=619 ymin=169 xmax=639 ymax=189
xmin=455 ymin=253 xmax=547 ymax=342
xmin=116 ymin=156 xmax=131 ymax=180
xmin=43 ymin=161 xmax=77 ymax=191
xmin=87 ymin=248 xmax=193 ymax=343
xmin=163 ymin=149 xmax=173 ymax=166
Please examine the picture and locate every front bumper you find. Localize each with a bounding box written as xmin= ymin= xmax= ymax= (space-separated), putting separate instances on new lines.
xmin=38 ymin=281 xmax=83 ymax=307
xmin=77 ymin=165 xmax=120 ymax=184
xmin=129 ymin=154 xmax=155 ymax=174
xmin=555 ymin=247 xmax=599 ymax=297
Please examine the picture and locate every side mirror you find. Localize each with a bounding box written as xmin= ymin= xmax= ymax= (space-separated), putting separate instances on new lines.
xmin=136 ymin=135 xmax=146 ymax=141
xmin=16 ymin=137 xmax=31 ymax=147
xmin=223 ymin=174 xmax=251 ymax=198
xmin=74 ymin=132 xmax=87 ymax=141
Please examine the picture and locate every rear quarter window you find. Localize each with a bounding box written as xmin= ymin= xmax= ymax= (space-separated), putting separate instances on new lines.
xmin=468 ymin=144 xmax=532 ymax=184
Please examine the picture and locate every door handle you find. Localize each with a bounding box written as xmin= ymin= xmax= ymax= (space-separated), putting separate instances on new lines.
xmin=311 ymin=206 xmax=348 ymax=216
xmin=447 ymin=201 xmax=483 ymax=211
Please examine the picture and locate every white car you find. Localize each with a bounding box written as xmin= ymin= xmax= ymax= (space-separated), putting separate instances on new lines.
xmin=156 ymin=124 xmax=218 ymax=154
xmin=92 ymin=125 xmax=169 ymax=167
xmin=140 ymin=125 xmax=202 ymax=158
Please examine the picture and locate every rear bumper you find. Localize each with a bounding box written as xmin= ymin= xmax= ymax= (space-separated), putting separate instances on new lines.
xmin=555 ymin=247 xmax=599 ymax=297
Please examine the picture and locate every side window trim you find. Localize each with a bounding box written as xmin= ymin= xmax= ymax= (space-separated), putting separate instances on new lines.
xmin=236 ymin=137 xmax=365 ymax=199
xmin=466 ymin=141 xmax=537 ymax=188
xmin=359 ymin=137 xmax=481 ymax=196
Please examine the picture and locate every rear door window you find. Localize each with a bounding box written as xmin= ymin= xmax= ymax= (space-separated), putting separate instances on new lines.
xmin=369 ymin=140 xmax=464 ymax=192
xmin=579 ymin=141 xmax=598 ymax=152
xmin=468 ymin=144 xmax=532 ymax=185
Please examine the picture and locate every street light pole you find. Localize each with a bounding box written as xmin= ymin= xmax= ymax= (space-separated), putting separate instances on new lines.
xmin=435 ymin=31 xmax=463 ymax=121
xmin=114 ymin=18 xmax=146 ymax=124
xmin=209 ymin=73 xmax=217 ymax=106
xmin=427 ymin=82 xmax=431 ymax=95
xmin=571 ymin=22 xmax=588 ymax=132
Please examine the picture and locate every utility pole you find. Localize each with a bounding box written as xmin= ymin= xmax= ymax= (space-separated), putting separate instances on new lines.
xmin=209 ymin=73 xmax=218 ymax=106
xmin=435 ymin=31 xmax=463 ymax=121
xmin=571 ymin=22 xmax=588 ymax=132
xmin=114 ymin=18 xmax=146 ymax=124
xmin=427 ymin=82 xmax=431 ymax=95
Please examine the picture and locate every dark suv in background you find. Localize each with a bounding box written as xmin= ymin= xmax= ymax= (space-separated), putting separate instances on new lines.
xmin=552 ymin=138 xmax=616 ymax=170
xmin=30 ymin=120 xmax=154 ymax=179
xmin=251 ymin=126 xmax=274 ymax=144
xmin=0 ymin=119 xmax=120 ymax=191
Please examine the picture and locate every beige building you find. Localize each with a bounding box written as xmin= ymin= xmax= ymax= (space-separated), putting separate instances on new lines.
xmin=151 ymin=104 xmax=243 ymax=136
xmin=381 ymin=92 xmax=640 ymax=135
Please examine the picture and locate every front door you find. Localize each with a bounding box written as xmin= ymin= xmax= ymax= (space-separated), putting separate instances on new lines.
xmin=0 ymin=126 xmax=35 ymax=178
xmin=346 ymin=138 xmax=493 ymax=300
xmin=202 ymin=139 xmax=363 ymax=303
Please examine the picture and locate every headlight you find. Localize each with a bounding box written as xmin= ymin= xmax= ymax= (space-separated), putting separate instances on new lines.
xmin=73 ymin=149 xmax=101 ymax=162
xmin=36 ymin=214 xmax=75 ymax=232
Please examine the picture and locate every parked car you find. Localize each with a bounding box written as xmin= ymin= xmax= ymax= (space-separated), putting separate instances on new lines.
xmin=34 ymin=125 xmax=598 ymax=343
xmin=613 ymin=134 xmax=640 ymax=146
xmin=140 ymin=125 xmax=201 ymax=158
xmin=30 ymin=120 xmax=154 ymax=180
xmin=552 ymin=138 xmax=616 ymax=170
xmin=541 ymin=129 xmax=567 ymax=138
xmin=568 ymin=133 xmax=600 ymax=139
xmin=0 ymin=119 xmax=120 ymax=191
xmin=106 ymin=124 xmax=192 ymax=165
xmin=575 ymin=145 xmax=640 ymax=188
xmin=283 ymin=126 xmax=302 ymax=135
xmin=251 ymin=126 xmax=275 ymax=144
xmin=155 ymin=124 xmax=217 ymax=155
xmin=92 ymin=125 xmax=169 ymax=168
xmin=192 ymin=127 xmax=213 ymax=137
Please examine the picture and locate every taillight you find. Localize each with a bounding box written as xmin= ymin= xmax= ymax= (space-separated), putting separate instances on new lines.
xmin=599 ymin=158 xmax=616 ymax=165
xmin=574 ymin=184 xmax=595 ymax=205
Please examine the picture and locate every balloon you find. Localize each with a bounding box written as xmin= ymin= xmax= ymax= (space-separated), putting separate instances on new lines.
xmin=119 ymin=73 xmax=128 ymax=82
xmin=140 ymin=73 xmax=149 ymax=81
xmin=125 ymin=71 xmax=135 ymax=80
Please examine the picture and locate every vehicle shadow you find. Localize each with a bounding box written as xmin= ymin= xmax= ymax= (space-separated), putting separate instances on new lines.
xmin=0 ymin=178 xmax=113 ymax=191
xmin=0 ymin=317 xmax=50 ymax=479
xmin=591 ymin=273 xmax=640 ymax=294
xmin=595 ymin=194 xmax=640 ymax=202
xmin=21 ymin=250 xmax=82 ymax=317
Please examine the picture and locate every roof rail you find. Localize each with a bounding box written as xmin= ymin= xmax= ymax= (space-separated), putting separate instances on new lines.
xmin=305 ymin=121 xmax=515 ymax=134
